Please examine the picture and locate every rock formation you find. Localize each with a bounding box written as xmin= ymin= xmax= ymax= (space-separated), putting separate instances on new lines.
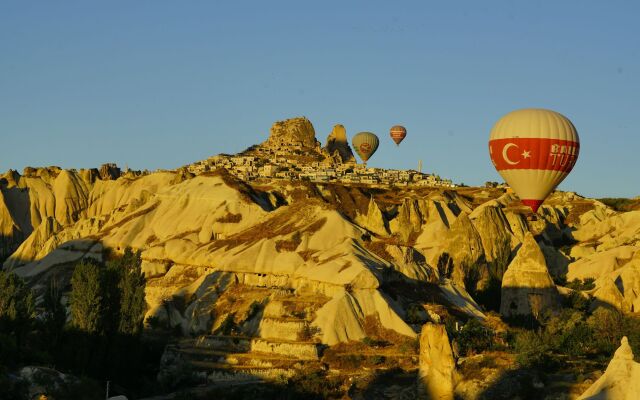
xmin=99 ymin=163 xmax=121 ymax=180
xmin=500 ymin=233 xmax=559 ymax=318
xmin=264 ymin=116 xmax=319 ymax=149
xmin=578 ymin=336 xmax=640 ymax=399
xmin=443 ymin=212 xmax=484 ymax=284
xmin=324 ymin=124 xmax=355 ymax=163
xmin=470 ymin=205 xmax=516 ymax=280
xmin=355 ymin=197 xmax=389 ymax=236
xmin=417 ymin=322 xmax=456 ymax=400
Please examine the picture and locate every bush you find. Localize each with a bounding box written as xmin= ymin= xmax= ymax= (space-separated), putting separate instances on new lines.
xmin=297 ymin=325 xmax=321 ymax=342
xmin=455 ymin=318 xmax=495 ymax=356
xmin=216 ymin=213 xmax=242 ymax=223
xmin=565 ymin=290 xmax=592 ymax=312
xmin=362 ymin=336 xmax=388 ymax=348
xmin=567 ymin=278 xmax=596 ymax=291
xmin=514 ymin=331 xmax=556 ymax=369
xmin=286 ymin=369 xmax=342 ymax=399
xmin=597 ymin=197 xmax=634 ymax=212
xmin=370 ymin=355 xmax=385 ymax=365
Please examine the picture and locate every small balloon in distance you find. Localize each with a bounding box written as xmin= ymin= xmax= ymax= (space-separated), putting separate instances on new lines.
xmin=389 ymin=125 xmax=407 ymax=146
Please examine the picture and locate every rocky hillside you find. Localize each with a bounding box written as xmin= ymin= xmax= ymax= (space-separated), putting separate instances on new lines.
xmin=2 ymin=118 xmax=640 ymax=399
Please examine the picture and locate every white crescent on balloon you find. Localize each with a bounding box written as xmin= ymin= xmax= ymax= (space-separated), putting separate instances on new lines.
xmin=502 ymin=143 xmax=520 ymax=165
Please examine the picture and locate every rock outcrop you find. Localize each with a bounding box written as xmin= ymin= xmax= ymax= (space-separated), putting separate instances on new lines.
xmin=355 ymin=197 xmax=389 ymax=236
xmin=324 ymin=124 xmax=355 ymax=163
xmin=417 ymin=322 xmax=456 ymax=400
xmin=264 ymin=117 xmax=319 ymax=149
xmin=578 ymin=336 xmax=640 ymax=400
xmin=99 ymin=163 xmax=121 ymax=180
xmin=500 ymin=233 xmax=559 ymax=318
xmin=590 ymin=254 xmax=640 ymax=313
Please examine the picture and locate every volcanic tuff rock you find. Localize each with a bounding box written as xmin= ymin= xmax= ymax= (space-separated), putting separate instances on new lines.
xmin=355 ymin=197 xmax=389 ymax=236
xmin=390 ymin=198 xmax=422 ymax=243
xmin=324 ymin=124 xmax=355 ymax=163
xmin=500 ymin=233 xmax=559 ymax=318
xmin=264 ymin=116 xmax=319 ymax=149
xmin=590 ymin=253 xmax=640 ymax=313
xmin=99 ymin=163 xmax=121 ymax=180
xmin=578 ymin=336 xmax=640 ymax=400
xmin=417 ymin=322 xmax=457 ymax=400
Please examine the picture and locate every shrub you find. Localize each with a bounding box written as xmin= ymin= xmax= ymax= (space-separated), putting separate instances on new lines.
xmin=565 ymin=290 xmax=591 ymax=312
xmin=514 ymin=330 xmax=555 ymax=369
xmin=370 ymin=355 xmax=385 ymax=365
xmin=567 ymin=278 xmax=596 ymax=291
xmin=597 ymin=197 xmax=634 ymax=212
xmin=216 ymin=213 xmax=242 ymax=223
xmin=456 ymin=318 xmax=495 ymax=356
xmin=275 ymin=232 xmax=302 ymax=252
xmin=297 ymin=325 xmax=321 ymax=342
xmin=362 ymin=336 xmax=388 ymax=348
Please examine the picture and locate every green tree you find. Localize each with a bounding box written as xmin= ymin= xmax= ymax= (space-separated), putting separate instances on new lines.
xmin=0 ymin=271 xmax=35 ymax=347
xmin=115 ymin=248 xmax=146 ymax=335
xmin=42 ymin=278 xmax=67 ymax=344
xmin=70 ymin=260 xmax=105 ymax=334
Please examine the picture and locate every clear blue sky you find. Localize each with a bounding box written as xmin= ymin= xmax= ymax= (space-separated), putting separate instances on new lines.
xmin=1 ymin=1 xmax=638 ymax=198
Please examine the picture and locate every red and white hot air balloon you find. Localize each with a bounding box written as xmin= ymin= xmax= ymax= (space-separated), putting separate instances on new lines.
xmin=488 ymin=108 xmax=580 ymax=213
xmin=389 ymin=125 xmax=407 ymax=146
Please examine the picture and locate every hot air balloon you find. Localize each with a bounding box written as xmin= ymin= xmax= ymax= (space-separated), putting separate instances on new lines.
xmin=390 ymin=125 xmax=407 ymax=146
xmin=488 ymin=108 xmax=580 ymax=213
xmin=352 ymin=132 xmax=379 ymax=164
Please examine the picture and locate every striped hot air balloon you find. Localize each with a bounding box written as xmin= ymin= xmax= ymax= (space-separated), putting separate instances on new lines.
xmin=488 ymin=108 xmax=580 ymax=213
xmin=352 ymin=132 xmax=379 ymax=163
xmin=390 ymin=125 xmax=407 ymax=146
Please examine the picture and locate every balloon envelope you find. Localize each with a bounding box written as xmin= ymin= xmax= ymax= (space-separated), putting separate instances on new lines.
xmin=488 ymin=108 xmax=580 ymax=213
xmin=352 ymin=132 xmax=380 ymax=163
xmin=390 ymin=125 xmax=407 ymax=146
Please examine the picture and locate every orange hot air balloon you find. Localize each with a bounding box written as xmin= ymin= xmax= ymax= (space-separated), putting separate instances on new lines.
xmin=488 ymin=108 xmax=580 ymax=213
xmin=390 ymin=125 xmax=407 ymax=146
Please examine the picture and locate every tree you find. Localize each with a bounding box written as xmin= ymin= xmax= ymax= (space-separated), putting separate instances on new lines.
xmin=70 ymin=260 xmax=105 ymax=334
xmin=0 ymin=270 xmax=34 ymax=347
xmin=42 ymin=278 xmax=67 ymax=343
xmin=115 ymin=248 xmax=146 ymax=335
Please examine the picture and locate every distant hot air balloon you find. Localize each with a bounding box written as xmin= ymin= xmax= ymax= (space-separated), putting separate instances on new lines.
xmin=352 ymin=132 xmax=379 ymax=164
xmin=488 ymin=108 xmax=580 ymax=213
xmin=390 ymin=125 xmax=407 ymax=146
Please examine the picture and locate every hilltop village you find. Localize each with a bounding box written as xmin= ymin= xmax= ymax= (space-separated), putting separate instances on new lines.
xmin=184 ymin=117 xmax=456 ymax=188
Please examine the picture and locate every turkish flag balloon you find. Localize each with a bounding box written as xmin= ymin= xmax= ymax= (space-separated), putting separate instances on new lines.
xmin=488 ymin=109 xmax=580 ymax=213
xmin=389 ymin=125 xmax=407 ymax=146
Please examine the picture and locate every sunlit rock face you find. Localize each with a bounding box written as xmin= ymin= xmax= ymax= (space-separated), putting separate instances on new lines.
xmin=417 ymin=322 xmax=456 ymax=400
xmin=578 ymin=336 xmax=640 ymax=400
xmin=324 ymin=124 xmax=355 ymax=163
xmin=500 ymin=233 xmax=559 ymax=318
xmin=264 ymin=116 xmax=319 ymax=149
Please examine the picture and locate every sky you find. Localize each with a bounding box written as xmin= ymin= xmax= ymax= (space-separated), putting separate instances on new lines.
xmin=1 ymin=1 xmax=638 ymax=198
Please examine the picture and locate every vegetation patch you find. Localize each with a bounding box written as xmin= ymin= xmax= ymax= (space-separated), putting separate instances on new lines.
xmin=215 ymin=212 xmax=242 ymax=223
xmin=597 ymin=197 xmax=638 ymax=212
xmin=275 ymin=232 xmax=302 ymax=252
xmin=363 ymin=241 xmax=395 ymax=263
